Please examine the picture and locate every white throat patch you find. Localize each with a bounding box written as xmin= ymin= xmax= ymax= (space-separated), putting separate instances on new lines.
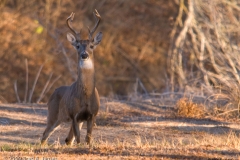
xmin=79 ymin=59 xmax=93 ymax=69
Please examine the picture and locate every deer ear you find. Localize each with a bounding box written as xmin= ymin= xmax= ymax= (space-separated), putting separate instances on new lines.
xmin=67 ymin=33 xmax=76 ymax=44
xmin=93 ymin=32 xmax=103 ymax=45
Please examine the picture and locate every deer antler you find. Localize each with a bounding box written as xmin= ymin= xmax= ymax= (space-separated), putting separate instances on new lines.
xmin=88 ymin=9 xmax=101 ymax=40
xmin=66 ymin=12 xmax=81 ymax=40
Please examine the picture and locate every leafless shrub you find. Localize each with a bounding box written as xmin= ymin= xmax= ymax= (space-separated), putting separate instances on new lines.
xmin=208 ymin=83 xmax=240 ymax=119
xmin=13 ymin=63 xmax=60 ymax=104
xmin=168 ymin=0 xmax=240 ymax=118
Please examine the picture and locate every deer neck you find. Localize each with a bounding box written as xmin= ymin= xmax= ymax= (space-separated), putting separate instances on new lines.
xmin=77 ymin=61 xmax=95 ymax=98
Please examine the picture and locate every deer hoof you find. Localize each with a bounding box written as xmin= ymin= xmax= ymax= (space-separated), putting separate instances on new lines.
xmin=85 ymin=135 xmax=91 ymax=144
xmin=40 ymin=140 xmax=47 ymax=146
xmin=65 ymin=138 xmax=73 ymax=146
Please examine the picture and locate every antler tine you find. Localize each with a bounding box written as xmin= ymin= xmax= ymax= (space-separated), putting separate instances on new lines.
xmin=66 ymin=12 xmax=81 ymax=40
xmin=88 ymin=9 xmax=101 ymax=40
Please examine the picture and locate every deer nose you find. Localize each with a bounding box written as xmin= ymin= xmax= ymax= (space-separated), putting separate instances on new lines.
xmin=81 ymin=53 xmax=89 ymax=60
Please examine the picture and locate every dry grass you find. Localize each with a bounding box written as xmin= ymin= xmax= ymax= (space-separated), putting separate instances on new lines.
xmin=175 ymin=98 xmax=205 ymax=118
xmin=1 ymin=131 xmax=240 ymax=159
xmin=1 ymin=101 xmax=240 ymax=159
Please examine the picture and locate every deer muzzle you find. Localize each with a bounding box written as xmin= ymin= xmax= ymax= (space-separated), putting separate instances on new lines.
xmin=81 ymin=53 xmax=89 ymax=60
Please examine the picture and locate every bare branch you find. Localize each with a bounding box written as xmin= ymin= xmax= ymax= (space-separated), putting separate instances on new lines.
xmin=14 ymin=80 xmax=21 ymax=103
xmin=24 ymin=59 xmax=28 ymax=103
xmin=28 ymin=64 xmax=44 ymax=103
xmin=44 ymin=75 xmax=62 ymax=94
xmin=36 ymin=72 xmax=53 ymax=103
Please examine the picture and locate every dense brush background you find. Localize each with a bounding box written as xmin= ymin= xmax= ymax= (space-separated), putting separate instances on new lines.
xmin=0 ymin=0 xmax=240 ymax=119
xmin=0 ymin=0 xmax=176 ymax=103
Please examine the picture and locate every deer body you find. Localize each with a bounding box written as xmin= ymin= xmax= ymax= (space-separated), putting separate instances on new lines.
xmin=41 ymin=10 xmax=102 ymax=145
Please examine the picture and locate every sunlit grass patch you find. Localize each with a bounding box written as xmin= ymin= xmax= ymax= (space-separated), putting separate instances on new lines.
xmin=175 ymin=98 xmax=205 ymax=118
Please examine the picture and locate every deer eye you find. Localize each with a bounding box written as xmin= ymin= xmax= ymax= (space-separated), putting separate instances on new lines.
xmin=90 ymin=45 xmax=94 ymax=49
xmin=76 ymin=45 xmax=80 ymax=49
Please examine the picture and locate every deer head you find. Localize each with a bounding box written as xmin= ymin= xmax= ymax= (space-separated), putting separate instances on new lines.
xmin=66 ymin=9 xmax=103 ymax=69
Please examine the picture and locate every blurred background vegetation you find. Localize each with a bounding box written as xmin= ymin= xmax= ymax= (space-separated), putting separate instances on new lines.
xmin=0 ymin=0 xmax=176 ymax=103
xmin=0 ymin=0 xmax=240 ymax=120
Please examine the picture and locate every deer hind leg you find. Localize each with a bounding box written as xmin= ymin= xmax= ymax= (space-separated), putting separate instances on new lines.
xmin=86 ymin=115 xmax=94 ymax=144
xmin=41 ymin=120 xmax=60 ymax=145
xmin=65 ymin=122 xmax=83 ymax=145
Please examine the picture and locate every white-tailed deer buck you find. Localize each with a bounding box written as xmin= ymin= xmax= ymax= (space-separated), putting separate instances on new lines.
xmin=41 ymin=10 xmax=102 ymax=145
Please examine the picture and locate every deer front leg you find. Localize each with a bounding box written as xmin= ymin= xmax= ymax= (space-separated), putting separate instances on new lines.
xmin=41 ymin=120 xmax=60 ymax=145
xmin=72 ymin=116 xmax=81 ymax=144
xmin=86 ymin=115 xmax=94 ymax=144
xmin=65 ymin=122 xmax=83 ymax=145
xmin=65 ymin=125 xmax=74 ymax=145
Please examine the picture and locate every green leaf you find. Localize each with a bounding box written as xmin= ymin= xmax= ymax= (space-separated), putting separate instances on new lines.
xmin=36 ymin=26 xmax=44 ymax=34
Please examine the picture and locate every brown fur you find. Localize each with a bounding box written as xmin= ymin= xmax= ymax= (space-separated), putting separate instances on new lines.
xmin=41 ymin=10 xmax=102 ymax=145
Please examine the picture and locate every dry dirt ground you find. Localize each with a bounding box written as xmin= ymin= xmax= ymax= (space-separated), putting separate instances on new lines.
xmin=1 ymin=97 xmax=240 ymax=159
